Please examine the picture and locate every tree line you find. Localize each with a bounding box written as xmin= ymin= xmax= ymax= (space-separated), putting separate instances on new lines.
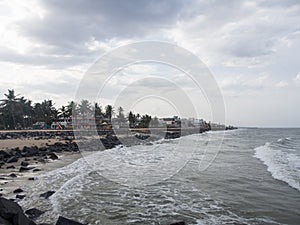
xmin=0 ymin=89 xmax=155 ymax=130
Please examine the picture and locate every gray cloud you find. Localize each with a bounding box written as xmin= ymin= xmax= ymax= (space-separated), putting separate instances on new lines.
xmin=18 ymin=0 xmax=188 ymax=50
xmin=2 ymin=0 xmax=192 ymax=69
xmin=0 ymin=46 xmax=93 ymax=69
xmin=4 ymin=0 xmax=300 ymax=69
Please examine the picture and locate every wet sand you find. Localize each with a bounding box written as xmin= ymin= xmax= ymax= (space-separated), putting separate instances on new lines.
xmin=0 ymin=151 xmax=82 ymax=198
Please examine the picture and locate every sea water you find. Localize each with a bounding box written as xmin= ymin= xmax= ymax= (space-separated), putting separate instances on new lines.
xmin=20 ymin=128 xmax=300 ymax=224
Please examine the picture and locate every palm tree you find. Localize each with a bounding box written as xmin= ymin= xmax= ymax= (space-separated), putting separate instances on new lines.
xmin=58 ymin=105 xmax=68 ymax=120
xmin=139 ymin=114 xmax=152 ymax=128
xmin=78 ymin=100 xmax=92 ymax=124
xmin=94 ymin=102 xmax=103 ymax=118
xmin=18 ymin=96 xmax=34 ymax=128
xmin=0 ymin=89 xmax=20 ymax=129
xmin=117 ymin=106 xmax=125 ymax=122
xmin=33 ymin=100 xmax=57 ymax=127
xmin=128 ymin=111 xmax=136 ymax=128
xmin=42 ymin=100 xmax=57 ymax=126
xmin=66 ymin=101 xmax=77 ymax=118
xmin=105 ymin=105 xmax=114 ymax=123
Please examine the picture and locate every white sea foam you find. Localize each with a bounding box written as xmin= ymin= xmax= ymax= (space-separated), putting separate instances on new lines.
xmin=19 ymin=129 xmax=285 ymax=225
xmin=254 ymin=141 xmax=300 ymax=191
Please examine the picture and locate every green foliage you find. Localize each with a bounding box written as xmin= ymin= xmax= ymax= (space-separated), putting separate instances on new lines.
xmin=0 ymin=89 xmax=192 ymax=130
xmin=116 ymin=106 xmax=126 ymax=123
xmin=127 ymin=111 xmax=152 ymax=128
xmin=128 ymin=111 xmax=136 ymax=128
xmin=138 ymin=114 xmax=152 ymax=128
xmin=105 ymin=105 xmax=114 ymax=122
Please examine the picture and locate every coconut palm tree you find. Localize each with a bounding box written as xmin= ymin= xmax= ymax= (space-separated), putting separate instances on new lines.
xmin=78 ymin=100 xmax=92 ymax=124
xmin=66 ymin=101 xmax=78 ymax=118
xmin=117 ymin=106 xmax=125 ymax=122
xmin=33 ymin=100 xmax=57 ymax=127
xmin=58 ymin=105 xmax=68 ymax=120
xmin=128 ymin=111 xmax=136 ymax=128
xmin=139 ymin=114 xmax=152 ymax=128
xmin=0 ymin=89 xmax=20 ymax=129
xmin=105 ymin=105 xmax=114 ymax=123
xmin=18 ymin=96 xmax=34 ymax=128
xmin=94 ymin=102 xmax=103 ymax=118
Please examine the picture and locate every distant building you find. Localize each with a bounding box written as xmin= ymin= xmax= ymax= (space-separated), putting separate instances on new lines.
xmin=181 ymin=118 xmax=205 ymax=128
xmin=159 ymin=116 xmax=181 ymax=128
xmin=210 ymin=122 xmax=226 ymax=131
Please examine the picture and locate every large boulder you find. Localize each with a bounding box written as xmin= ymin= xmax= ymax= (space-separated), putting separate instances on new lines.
xmin=39 ymin=191 xmax=55 ymax=199
xmin=19 ymin=166 xmax=35 ymax=172
xmin=15 ymin=195 xmax=26 ymax=200
xmin=55 ymin=216 xmax=85 ymax=225
xmin=0 ymin=150 xmax=10 ymax=160
xmin=6 ymin=156 xmax=18 ymax=163
xmin=21 ymin=161 xmax=29 ymax=167
xmin=169 ymin=222 xmax=186 ymax=225
xmin=0 ymin=197 xmax=36 ymax=225
xmin=48 ymin=153 xmax=58 ymax=160
xmin=22 ymin=146 xmax=39 ymax=157
xmin=25 ymin=208 xmax=44 ymax=219
xmin=0 ymin=216 xmax=12 ymax=225
xmin=13 ymin=188 xmax=23 ymax=194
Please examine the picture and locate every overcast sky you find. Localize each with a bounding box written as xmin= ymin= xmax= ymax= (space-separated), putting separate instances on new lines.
xmin=0 ymin=0 xmax=299 ymax=127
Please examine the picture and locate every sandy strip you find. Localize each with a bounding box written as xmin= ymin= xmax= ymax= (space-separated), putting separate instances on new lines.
xmin=0 ymin=138 xmax=68 ymax=149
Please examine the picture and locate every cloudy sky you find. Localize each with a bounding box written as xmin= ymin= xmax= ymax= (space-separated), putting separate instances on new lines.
xmin=0 ymin=0 xmax=299 ymax=127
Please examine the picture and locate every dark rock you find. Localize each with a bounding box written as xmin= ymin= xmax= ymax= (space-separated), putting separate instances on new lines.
xmin=6 ymin=165 xmax=15 ymax=169
xmin=22 ymin=146 xmax=39 ymax=157
xmin=19 ymin=166 xmax=35 ymax=172
xmin=48 ymin=153 xmax=58 ymax=160
xmin=16 ymin=194 xmax=26 ymax=199
xmin=169 ymin=222 xmax=186 ymax=225
xmin=25 ymin=208 xmax=44 ymax=219
xmin=134 ymin=133 xmax=150 ymax=140
xmin=0 ymin=197 xmax=36 ymax=225
xmin=13 ymin=188 xmax=23 ymax=194
xmin=21 ymin=161 xmax=29 ymax=167
xmin=32 ymin=169 xmax=41 ymax=172
xmin=6 ymin=156 xmax=18 ymax=163
xmin=0 ymin=160 xmax=5 ymax=166
xmin=9 ymin=148 xmax=21 ymax=158
xmin=9 ymin=173 xmax=17 ymax=178
xmin=40 ymin=191 xmax=55 ymax=199
xmin=28 ymin=177 xmax=35 ymax=181
xmin=37 ymin=158 xmax=46 ymax=163
xmin=0 ymin=150 xmax=10 ymax=158
xmin=55 ymin=216 xmax=85 ymax=225
xmin=39 ymin=147 xmax=47 ymax=152
xmin=0 ymin=216 xmax=12 ymax=225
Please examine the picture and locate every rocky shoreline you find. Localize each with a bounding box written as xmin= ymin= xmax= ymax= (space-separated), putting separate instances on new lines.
xmin=0 ymin=129 xmax=213 ymax=225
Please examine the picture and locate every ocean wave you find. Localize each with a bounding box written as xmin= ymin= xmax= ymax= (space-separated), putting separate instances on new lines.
xmin=254 ymin=140 xmax=300 ymax=191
